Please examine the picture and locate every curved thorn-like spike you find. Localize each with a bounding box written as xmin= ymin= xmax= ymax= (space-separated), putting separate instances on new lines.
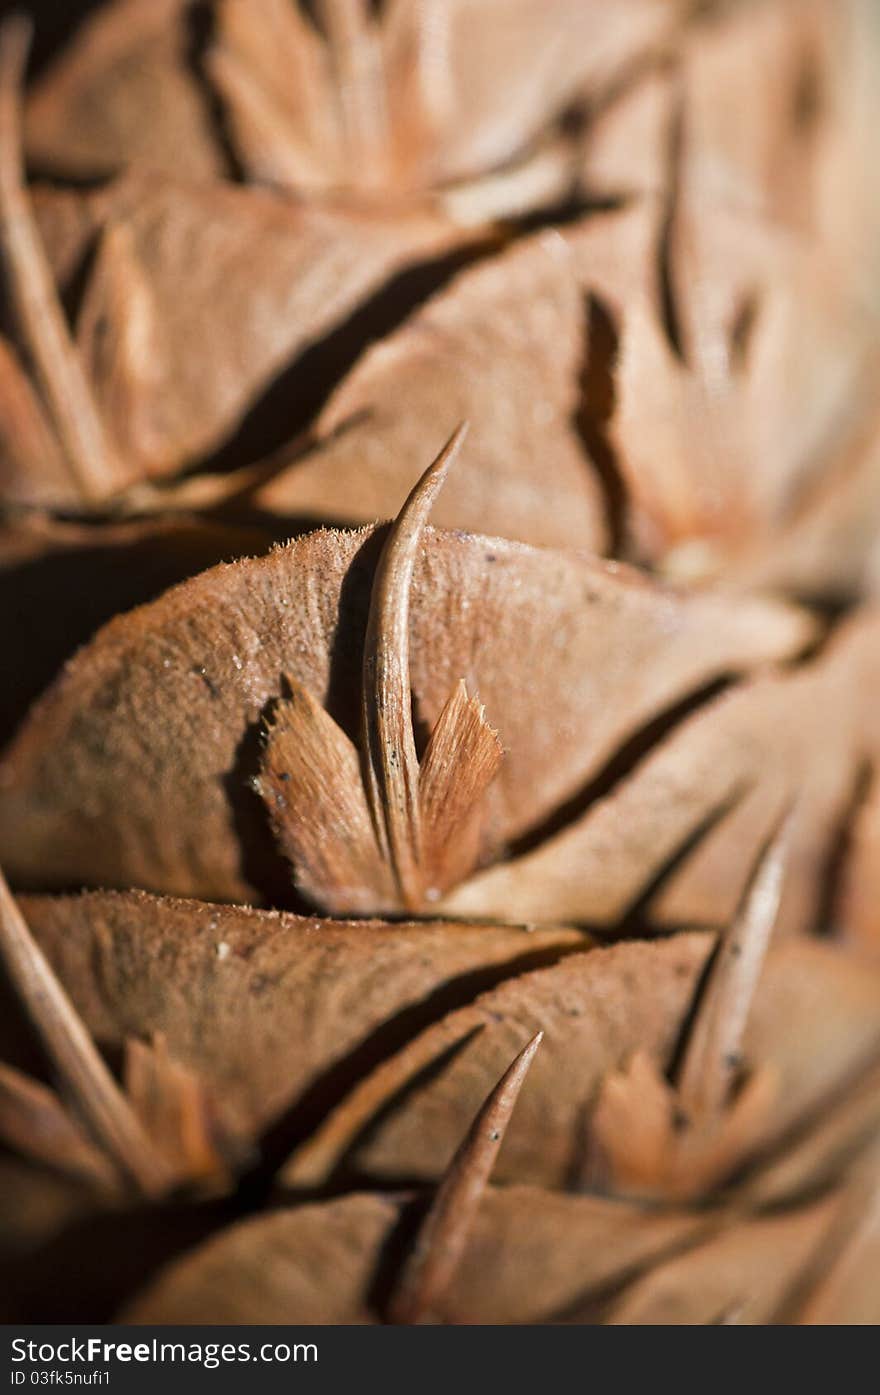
xmin=0 ymin=16 xmax=119 ymax=502
xmin=0 ymin=865 xmax=173 ymax=1198
xmin=389 ymin=1029 xmax=543 ymax=1325
xmin=677 ymin=806 xmax=793 ymax=1121
xmin=361 ymin=422 xmax=469 ymax=910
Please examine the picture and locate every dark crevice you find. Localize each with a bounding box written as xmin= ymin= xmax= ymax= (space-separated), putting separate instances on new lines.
xmin=410 ymin=690 xmax=432 ymax=762
xmin=501 ymin=189 xmax=631 ymax=240
xmin=18 ymin=2 xmax=103 ymax=78
xmin=0 ymin=960 xmax=58 ymax=1082
xmin=0 ymin=932 xmax=588 ymax=1318
xmin=813 ymin=758 xmax=874 ymax=938
xmin=656 ymin=90 xmax=688 ymax=366
xmin=659 ymin=800 xmax=771 ymax=1088
xmin=0 ymin=516 xmax=290 ymax=750
xmin=615 ymin=783 xmax=749 ymax=939
xmin=22 ymin=3 xmax=239 ymax=186
xmin=56 ymin=224 xmax=101 ymax=329
xmin=189 ymin=239 xmax=501 ymax=477
xmin=313 ymin=1031 xmax=483 ymax=1195
xmin=576 ymin=291 xmax=627 ymax=553
xmin=197 ymin=412 xmax=369 ymax=519
xmin=246 ymin=938 xmax=589 ymax=1198
xmin=728 ymin=290 xmax=760 ymax=375
xmin=505 ymin=674 xmax=734 ymax=862
xmin=359 ymin=1036 xmax=880 ymax=1327
xmin=784 ymin=601 xmax=851 ymax=667
xmin=182 ymin=0 xmax=246 ymax=184
xmin=791 ymin=46 xmax=824 ymax=138
xmin=570 ymin=44 xmax=677 ymax=143
xmin=548 ymin=1222 xmax=719 ymax=1325
xmin=0 ymin=1193 xmax=239 ymax=1323
xmin=325 ymin=525 xmax=385 ymax=740
xmin=655 ymin=801 xmax=801 ymax=1104
xmin=222 ymin=690 xmax=312 ymax=914
xmin=22 ymin=164 xmax=119 ymax=191
xmin=22 ymin=161 xmax=634 ymax=499
xmin=369 ymin=1193 xmax=427 ymax=1321
xmin=299 ymin=0 xmax=330 ymax=36
xmin=741 ymin=1041 xmax=880 ymax=1216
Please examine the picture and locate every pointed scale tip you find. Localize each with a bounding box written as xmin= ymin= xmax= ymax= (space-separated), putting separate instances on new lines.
xmin=389 ymin=1029 xmax=543 ymax=1324
xmin=676 ymin=803 xmax=794 ymax=1122
xmin=361 ymin=423 xmax=470 ymax=910
xmin=404 ymin=421 xmax=469 ymax=513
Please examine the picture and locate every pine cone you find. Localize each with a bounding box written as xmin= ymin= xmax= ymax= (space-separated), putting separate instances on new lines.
xmin=1 ymin=0 xmax=879 ymax=1327
xmin=1 ymin=1 xmax=878 ymax=580
xmin=2 ymin=841 xmax=879 ymax=1322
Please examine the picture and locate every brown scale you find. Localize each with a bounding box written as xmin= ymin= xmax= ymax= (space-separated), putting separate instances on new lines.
xmin=1 ymin=806 xmax=879 ymax=1321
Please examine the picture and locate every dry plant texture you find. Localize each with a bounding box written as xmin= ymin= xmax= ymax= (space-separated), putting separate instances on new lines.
xmin=0 ymin=0 xmax=879 ymax=1326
